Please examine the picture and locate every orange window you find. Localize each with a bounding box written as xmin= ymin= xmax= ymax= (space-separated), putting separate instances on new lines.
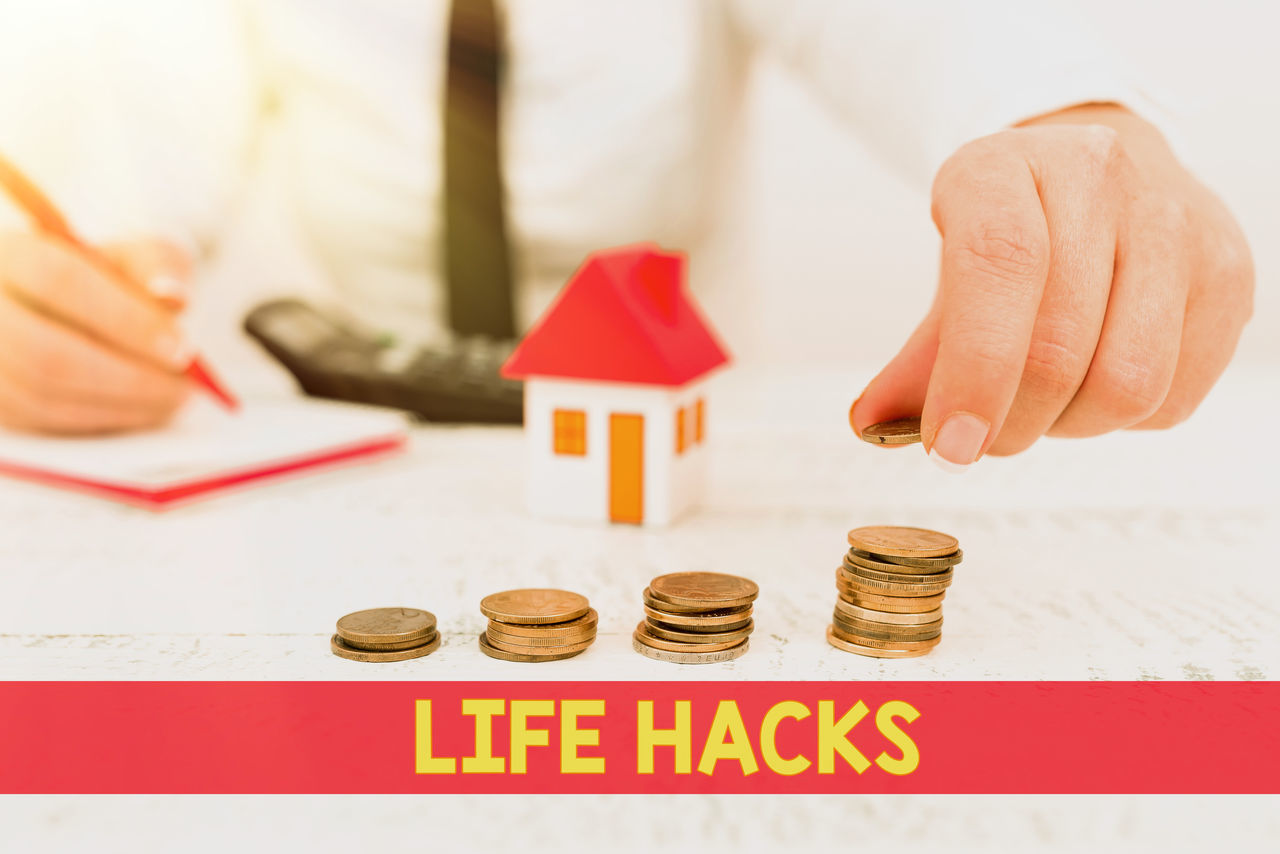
xmin=675 ymin=407 xmax=687 ymax=455
xmin=695 ymin=398 xmax=705 ymax=443
xmin=553 ymin=409 xmax=586 ymax=455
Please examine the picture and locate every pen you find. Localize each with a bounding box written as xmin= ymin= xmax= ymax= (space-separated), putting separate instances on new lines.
xmin=0 ymin=152 xmax=239 ymax=411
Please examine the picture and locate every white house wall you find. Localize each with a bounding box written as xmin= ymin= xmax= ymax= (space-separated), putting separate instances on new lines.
xmin=524 ymin=376 xmax=713 ymax=526
xmin=669 ymin=377 xmax=708 ymax=521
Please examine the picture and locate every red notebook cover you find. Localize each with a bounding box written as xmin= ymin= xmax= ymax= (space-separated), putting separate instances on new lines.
xmin=0 ymin=399 xmax=408 ymax=510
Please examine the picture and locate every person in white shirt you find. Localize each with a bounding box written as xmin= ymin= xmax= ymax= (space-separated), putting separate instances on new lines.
xmin=0 ymin=1 xmax=1254 ymax=469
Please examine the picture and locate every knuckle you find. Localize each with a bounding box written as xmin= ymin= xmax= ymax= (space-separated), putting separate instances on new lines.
xmin=943 ymin=328 xmax=1025 ymax=384
xmin=1146 ymin=196 xmax=1193 ymax=241
xmin=950 ymin=224 xmax=1049 ymax=286
xmin=1076 ymin=124 xmax=1125 ymax=179
xmin=1021 ymin=336 xmax=1088 ymax=400
xmin=1089 ymin=356 xmax=1168 ymax=422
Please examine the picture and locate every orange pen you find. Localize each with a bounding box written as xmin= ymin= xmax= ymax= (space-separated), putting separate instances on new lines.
xmin=0 ymin=152 xmax=239 ymax=411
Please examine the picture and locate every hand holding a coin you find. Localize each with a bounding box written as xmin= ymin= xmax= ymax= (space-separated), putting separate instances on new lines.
xmin=851 ymin=104 xmax=1254 ymax=468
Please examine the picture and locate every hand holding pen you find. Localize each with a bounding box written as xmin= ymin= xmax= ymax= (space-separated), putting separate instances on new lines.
xmin=0 ymin=153 xmax=237 ymax=434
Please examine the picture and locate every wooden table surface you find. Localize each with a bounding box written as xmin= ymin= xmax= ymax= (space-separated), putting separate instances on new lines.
xmin=2 ymin=364 xmax=1276 ymax=850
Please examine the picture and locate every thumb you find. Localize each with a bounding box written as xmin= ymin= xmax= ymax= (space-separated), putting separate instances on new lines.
xmin=849 ymin=306 xmax=939 ymax=436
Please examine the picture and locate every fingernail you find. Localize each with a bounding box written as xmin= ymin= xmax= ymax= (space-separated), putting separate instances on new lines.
xmin=928 ymin=411 xmax=990 ymax=472
xmin=147 ymin=274 xmax=188 ymax=302
xmin=848 ymin=392 xmax=866 ymax=433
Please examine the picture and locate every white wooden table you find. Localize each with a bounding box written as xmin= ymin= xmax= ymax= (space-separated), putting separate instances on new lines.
xmin=2 ymin=364 xmax=1277 ymax=851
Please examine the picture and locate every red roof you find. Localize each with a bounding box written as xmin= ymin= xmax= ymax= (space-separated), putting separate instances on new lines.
xmin=501 ymin=244 xmax=730 ymax=386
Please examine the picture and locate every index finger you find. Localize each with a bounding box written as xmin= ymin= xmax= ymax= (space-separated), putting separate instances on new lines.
xmin=923 ymin=149 xmax=1050 ymax=466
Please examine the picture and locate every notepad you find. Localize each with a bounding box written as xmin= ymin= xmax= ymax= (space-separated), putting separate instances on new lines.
xmin=0 ymin=398 xmax=409 ymax=509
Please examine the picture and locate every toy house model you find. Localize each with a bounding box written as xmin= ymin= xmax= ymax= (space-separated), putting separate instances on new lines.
xmin=501 ymin=244 xmax=730 ymax=526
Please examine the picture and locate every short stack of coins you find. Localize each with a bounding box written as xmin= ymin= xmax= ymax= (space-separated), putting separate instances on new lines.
xmin=827 ymin=525 xmax=961 ymax=659
xmin=479 ymin=588 xmax=597 ymax=662
xmin=330 ymin=607 xmax=441 ymax=662
xmin=634 ymin=571 xmax=757 ymax=664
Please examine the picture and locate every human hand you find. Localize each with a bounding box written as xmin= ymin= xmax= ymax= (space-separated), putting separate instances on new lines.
xmin=0 ymin=232 xmax=194 ymax=434
xmin=850 ymin=104 xmax=1254 ymax=467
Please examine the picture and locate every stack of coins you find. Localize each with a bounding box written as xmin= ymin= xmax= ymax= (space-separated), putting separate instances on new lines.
xmin=827 ymin=525 xmax=961 ymax=659
xmin=479 ymin=588 xmax=597 ymax=662
xmin=330 ymin=607 xmax=440 ymax=662
xmin=634 ymin=572 xmax=757 ymax=664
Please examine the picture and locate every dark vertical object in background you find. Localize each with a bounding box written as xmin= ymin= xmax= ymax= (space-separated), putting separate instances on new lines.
xmin=443 ymin=0 xmax=515 ymax=338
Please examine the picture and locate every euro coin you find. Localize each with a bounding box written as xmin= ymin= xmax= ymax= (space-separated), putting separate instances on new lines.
xmin=342 ymin=634 xmax=438 ymax=652
xmin=478 ymin=633 xmax=588 ymax=662
xmin=485 ymin=633 xmax=594 ymax=656
xmin=643 ymin=619 xmax=754 ymax=645
xmin=634 ymin=621 xmax=744 ymax=653
xmin=642 ymin=603 xmax=752 ymax=629
xmin=840 ymin=558 xmax=954 ymax=587
xmin=837 ymin=567 xmax=952 ymax=597
xmin=831 ymin=613 xmax=942 ymax=642
xmin=846 ymin=526 xmax=959 ymax=558
xmin=834 ymin=599 xmax=943 ymax=626
xmin=825 ymin=625 xmax=936 ymax=659
xmin=828 ymin=623 xmax=942 ymax=652
xmin=485 ymin=609 xmax=599 ymax=638
xmin=648 ymin=572 xmax=759 ymax=609
xmin=859 ymin=416 xmax=922 ymax=445
xmin=839 ymin=571 xmax=952 ymax=599
xmin=481 ymin=589 xmax=590 ymax=625
xmin=632 ymin=634 xmax=749 ymax=664
xmin=336 ymin=607 xmax=436 ymax=646
xmin=330 ymin=631 xmax=440 ymax=662
xmin=840 ymin=589 xmax=946 ymax=612
xmin=847 ymin=547 xmax=963 ymax=571
xmin=486 ymin=626 xmax=597 ymax=649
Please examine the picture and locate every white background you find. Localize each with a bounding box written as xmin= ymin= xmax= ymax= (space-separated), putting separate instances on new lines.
xmin=698 ymin=0 xmax=1280 ymax=373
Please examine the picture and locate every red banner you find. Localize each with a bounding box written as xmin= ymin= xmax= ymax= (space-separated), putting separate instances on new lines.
xmin=0 ymin=681 xmax=1275 ymax=793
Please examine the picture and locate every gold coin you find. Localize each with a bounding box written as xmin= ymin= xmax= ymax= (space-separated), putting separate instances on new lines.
xmin=634 ymin=621 xmax=746 ymax=653
xmin=648 ymin=572 xmax=759 ymax=609
xmin=848 ymin=547 xmax=963 ymax=571
xmin=335 ymin=607 xmax=437 ymax=646
xmin=859 ymin=417 xmax=922 ymax=445
xmin=825 ymin=625 xmax=936 ymax=659
xmin=342 ymin=633 xmax=439 ymax=652
xmin=647 ymin=615 xmax=754 ymax=634
xmin=836 ymin=568 xmax=950 ymax=598
xmin=642 ymin=603 xmax=752 ymax=629
xmin=478 ymin=634 xmax=588 ymax=662
xmin=486 ymin=624 xmax=597 ymax=648
xmin=841 ymin=558 xmax=954 ymax=587
xmin=480 ymin=589 xmax=590 ymax=625
xmin=832 ymin=613 xmax=942 ymax=642
xmin=632 ymin=634 xmax=749 ymax=664
xmin=485 ymin=632 xmax=595 ymax=656
xmin=641 ymin=588 xmax=715 ymax=614
xmin=484 ymin=609 xmax=599 ymax=638
xmin=643 ymin=618 xmax=754 ymax=644
xmin=839 ymin=588 xmax=946 ymax=612
xmin=330 ymin=632 xmax=440 ymax=662
xmin=847 ymin=526 xmax=959 ymax=558
xmin=829 ymin=623 xmax=942 ymax=651
xmin=834 ymin=599 xmax=943 ymax=625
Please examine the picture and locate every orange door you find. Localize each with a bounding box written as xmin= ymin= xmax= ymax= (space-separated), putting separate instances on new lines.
xmin=609 ymin=413 xmax=644 ymax=524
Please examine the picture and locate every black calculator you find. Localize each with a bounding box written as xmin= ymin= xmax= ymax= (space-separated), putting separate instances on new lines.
xmin=243 ymin=298 xmax=523 ymax=424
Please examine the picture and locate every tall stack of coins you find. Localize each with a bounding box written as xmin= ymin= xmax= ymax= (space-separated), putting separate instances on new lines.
xmin=827 ymin=525 xmax=961 ymax=659
xmin=330 ymin=607 xmax=440 ymax=662
xmin=634 ymin=572 xmax=757 ymax=664
xmin=479 ymin=588 xmax=597 ymax=662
